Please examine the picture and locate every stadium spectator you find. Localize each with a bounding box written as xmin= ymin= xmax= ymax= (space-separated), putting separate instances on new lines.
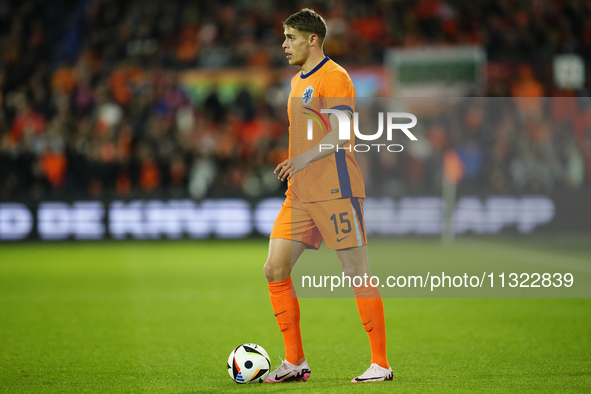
xmin=511 ymin=64 xmax=544 ymax=118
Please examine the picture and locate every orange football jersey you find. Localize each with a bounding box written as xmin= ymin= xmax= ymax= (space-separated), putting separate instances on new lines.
xmin=287 ymin=57 xmax=366 ymax=202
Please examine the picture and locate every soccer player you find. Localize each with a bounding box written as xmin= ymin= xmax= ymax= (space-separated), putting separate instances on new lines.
xmin=263 ymin=9 xmax=393 ymax=383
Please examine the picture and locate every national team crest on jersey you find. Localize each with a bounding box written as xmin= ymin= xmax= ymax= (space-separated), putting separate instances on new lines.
xmin=302 ymin=86 xmax=314 ymax=105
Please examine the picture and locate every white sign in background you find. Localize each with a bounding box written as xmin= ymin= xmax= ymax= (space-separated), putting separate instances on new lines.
xmin=0 ymin=196 xmax=555 ymax=241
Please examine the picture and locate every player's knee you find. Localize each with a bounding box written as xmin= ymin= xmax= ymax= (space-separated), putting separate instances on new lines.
xmin=263 ymin=261 xmax=273 ymax=281
xmin=263 ymin=260 xmax=280 ymax=282
xmin=264 ymin=258 xmax=290 ymax=282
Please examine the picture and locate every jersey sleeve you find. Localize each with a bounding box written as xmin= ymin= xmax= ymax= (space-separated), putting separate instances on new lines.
xmin=319 ymin=70 xmax=356 ymax=122
xmin=320 ymin=70 xmax=356 ymax=99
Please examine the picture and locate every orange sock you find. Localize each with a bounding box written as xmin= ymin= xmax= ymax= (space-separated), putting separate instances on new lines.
xmin=268 ymin=277 xmax=305 ymax=365
xmin=354 ymin=284 xmax=389 ymax=369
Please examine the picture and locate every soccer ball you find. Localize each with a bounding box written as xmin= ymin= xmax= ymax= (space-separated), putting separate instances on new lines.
xmin=227 ymin=343 xmax=271 ymax=384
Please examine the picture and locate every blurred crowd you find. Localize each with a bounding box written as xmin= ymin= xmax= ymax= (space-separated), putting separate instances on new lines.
xmin=1 ymin=0 xmax=591 ymax=200
xmin=360 ymin=96 xmax=591 ymax=196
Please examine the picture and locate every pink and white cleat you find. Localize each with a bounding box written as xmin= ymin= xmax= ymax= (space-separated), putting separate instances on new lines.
xmin=264 ymin=359 xmax=311 ymax=383
xmin=351 ymin=363 xmax=394 ymax=382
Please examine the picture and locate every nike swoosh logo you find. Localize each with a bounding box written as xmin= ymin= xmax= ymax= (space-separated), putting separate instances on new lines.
xmin=274 ymin=310 xmax=287 ymax=317
xmin=354 ymin=375 xmax=383 ymax=381
xmin=275 ymin=372 xmax=292 ymax=380
xmin=336 ymin=235 xmax=350 ymax=242
xmin=362 ymin=320 xmax=371 ymax=325
xmin=354 ymin=371 xmax=393 ymax=382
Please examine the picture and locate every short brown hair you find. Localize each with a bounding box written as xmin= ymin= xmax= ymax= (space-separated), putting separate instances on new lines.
xmin=284 ymin=8 xmax=327 ymax=42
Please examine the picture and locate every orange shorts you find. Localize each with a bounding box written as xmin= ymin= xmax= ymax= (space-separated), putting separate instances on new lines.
xmin=270 ymin=196 xmax=367 ymax=250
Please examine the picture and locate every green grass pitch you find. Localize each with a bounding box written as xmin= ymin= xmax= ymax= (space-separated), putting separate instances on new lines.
xmin=0 ymin=237 xmax=590 ymax=393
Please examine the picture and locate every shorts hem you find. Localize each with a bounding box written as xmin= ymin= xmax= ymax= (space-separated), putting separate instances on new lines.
xmin=269 ymin=236 xmax=320 ymax=250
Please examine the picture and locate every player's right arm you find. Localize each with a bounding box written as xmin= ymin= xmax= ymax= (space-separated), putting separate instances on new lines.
xmin=275 ymin=113 xmax=348 ymax=181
